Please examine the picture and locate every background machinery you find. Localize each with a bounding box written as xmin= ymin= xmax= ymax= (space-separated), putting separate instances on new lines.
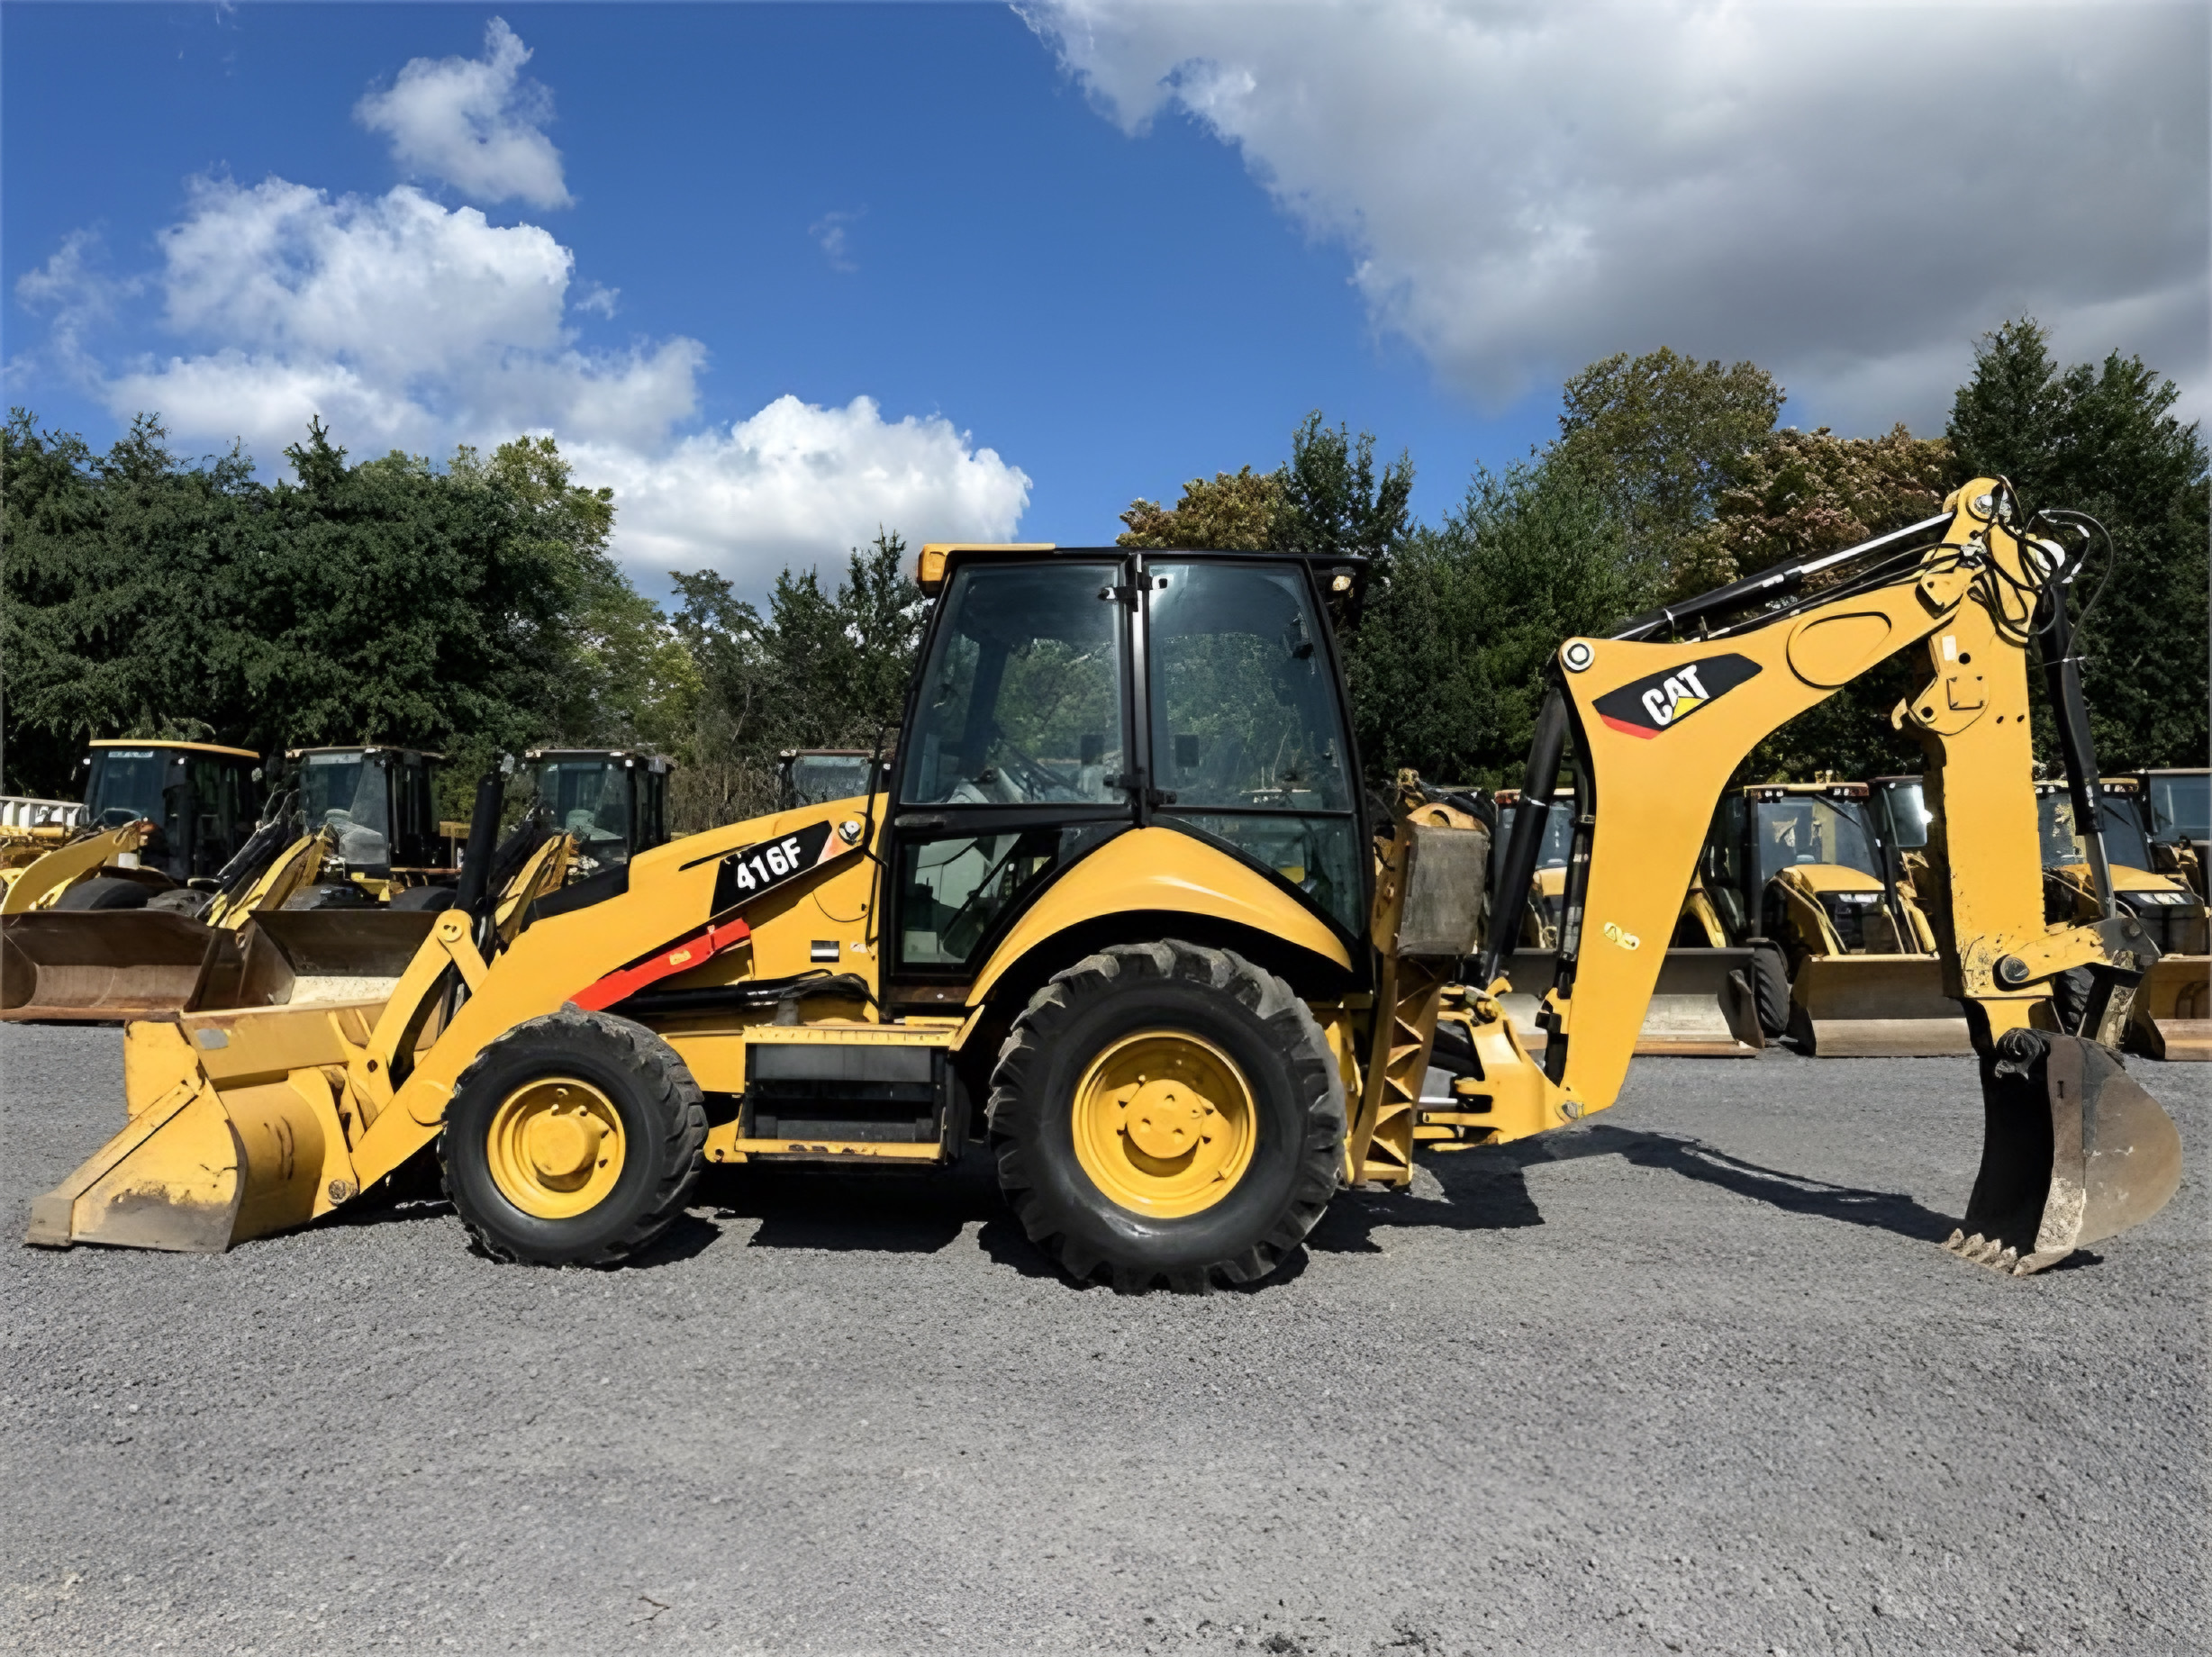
xmin=2035 ymin=777 xmax=2208 ymax=1060
xmin=2131 ymin=766 xmax=2207 ymax=898
xmin=776 ymin=748 xmax=894 ymax=811
xmin=0 ymin=739 xmax=265 ymax=914
xmin=1687 ymin=780 xmax=1968 ymax=1056
xmin=519 ymin=748 xmax=674 ymax=878
xmin=27 ymin=485 xmax=2182 ymax=1281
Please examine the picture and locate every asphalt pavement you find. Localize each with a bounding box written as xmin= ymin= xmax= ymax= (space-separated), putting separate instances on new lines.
xmin=3 ymin=1022 xmax=2203 ymax=1655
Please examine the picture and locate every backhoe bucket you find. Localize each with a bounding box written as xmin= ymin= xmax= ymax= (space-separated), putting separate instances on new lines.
xmin=1789 ymin=954 xmax=1973 ymax=1057
xmin=1 ymin=911 xmax=224 ymax=1023
xmin=1500 ymin=948 xmax=1763 ymax=1056
xmin=198 ymin=910 xmax=441 ymax=1010
xmin=1945 ymin=1029 xmax=2183 ymax=1275
xmin=25 ymin=1004 xmax=383 ymax=1254
xmin=2133 ymin=954 xmax=2210 ymax=1061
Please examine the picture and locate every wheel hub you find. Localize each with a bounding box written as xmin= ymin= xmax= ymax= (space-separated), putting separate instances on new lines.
xmin=1071 ymin=1031 xmax=1257 ymax=1218
xmin=485 ymin=1078 xmax=627 ymax=1219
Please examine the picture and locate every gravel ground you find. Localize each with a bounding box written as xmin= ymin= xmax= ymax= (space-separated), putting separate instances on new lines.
xmin=2 ymin=1022 xmax=2203 ymax=1656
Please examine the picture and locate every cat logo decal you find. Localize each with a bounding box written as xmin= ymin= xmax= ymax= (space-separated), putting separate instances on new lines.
xmin=1592 ymin=653 xmax=1763 ymax=739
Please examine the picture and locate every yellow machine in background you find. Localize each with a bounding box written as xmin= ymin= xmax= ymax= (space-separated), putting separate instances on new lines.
xmin=28 ymin=484 xmax=2182 ymax=1281
xmin=1683 ymin=781 xmax=1969 ymax=1056
xmin=2131 ymin=766 xmax=2207 ymax=899
xmin=2035 ymin=778 xmax=2209 ymax=1060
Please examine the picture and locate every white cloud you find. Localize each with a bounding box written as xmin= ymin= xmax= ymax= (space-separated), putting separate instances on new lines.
xmin=1026 ymin=0 xmax=2209 ymax=430
xmin=811 ymin=209 xmax=865 ymax=274
xmin=24 ymin=176 xmax=1028 ymax=587
xmin=568 ymin=396 xmax=1032 ymax=577
xmin=356 ymin=17 xmax=573 ymax=210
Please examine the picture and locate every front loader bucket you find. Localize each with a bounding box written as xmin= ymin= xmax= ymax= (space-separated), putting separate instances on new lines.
xmin=195 ymin=910 xmax=440 ymax=1010
xmin=2132 ymin=954 xmax=2210 ymax=1061
xmin=1500 ymin=948 xmax=1763 ymax=1056
xmin=1 ymin=911 xmax=222 ymax=1023
xmin=25 ymin=1006 xmax=380 ymax=1254
xmin=1945 ymin=1029 xmax=2183 ymax=1275
xmin=1790 ymin=954 xmax=1973 ymax=1057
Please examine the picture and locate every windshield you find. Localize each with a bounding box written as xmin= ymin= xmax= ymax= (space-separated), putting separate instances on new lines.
xmin=1494 ymin=800 xmax=1576 ymax=876
xmin=297 ymin=753 xmax=389 ymax=866
xmin=1753 ymin=797 xmax=1881 ymax=886
xmin=784 ymin=754 xmax=878 ymax=809
xmin=85 ymin=749 xmax=168 ymax=828
xmin=532 ymin=759 xmax=632 ymax=864
xmin=2037 ymin=791 xmax=2155 ymax=873
xmin=1873 ymin=779 xmax=1930 ymax=850
xmin=2147 ymin=774 xmax=2210 ymax=843
xmin=901 ymin=562 xmax=1126 ymax=807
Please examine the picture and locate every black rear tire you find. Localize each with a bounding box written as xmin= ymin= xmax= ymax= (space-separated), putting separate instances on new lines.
xmin=1749 ymin=942 xmax=1792 ymax=1037
xmin=440 ymin=1007 xmax=707 ymax=1266
xmin=988 ymin=941 xmax=1344 ymax=1292
xmin=389 ymin=884 xmax=456 ymax=912
xmin=2051 ymin=966 xmax=2096 ymax=1037
xmin=54 ymin=876 xmax=152 ymax=911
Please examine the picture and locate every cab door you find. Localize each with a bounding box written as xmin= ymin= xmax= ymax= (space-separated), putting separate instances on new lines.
xmin=882 ymin=556 xmax=1136 ymax=1009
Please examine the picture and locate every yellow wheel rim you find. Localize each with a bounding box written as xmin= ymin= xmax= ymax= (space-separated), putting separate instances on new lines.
xmin=1070 ymin=1030 xmax=1257 ymax=1218
xmin=485 ymin=1077 xmax=627 ymax=1220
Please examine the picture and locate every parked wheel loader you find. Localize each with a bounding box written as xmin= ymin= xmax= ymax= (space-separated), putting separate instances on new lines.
xmin=3 ymin=746 xmax=445 ymax=1021
xmin=1682 ymin=780 xmax=1970 ymax=1056
xmin=28 ymin=483 xmax=2182 ymax=1281
xmin=1493 ymin=788 xmax=1763 ymax=1056
xmin=0 ymin=739 xmax=265 ymax=915
xmin=2035 ymin=777 xmax=2209 ymax=1061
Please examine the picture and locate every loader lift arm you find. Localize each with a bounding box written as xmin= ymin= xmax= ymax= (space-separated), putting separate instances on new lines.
xmin=1459 ymin=479 xmax=2180 ymax=1273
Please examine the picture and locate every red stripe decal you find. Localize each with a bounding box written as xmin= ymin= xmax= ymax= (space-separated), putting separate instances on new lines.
xmin=1599 ymin=714 xmax=1662 ymax=739
xmin=571 ymin=918 xmax=752 ymax=1012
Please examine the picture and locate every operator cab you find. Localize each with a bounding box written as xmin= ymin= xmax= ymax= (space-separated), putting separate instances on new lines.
xmin=285 ymin=747 xmax=450 ymax=880
xmin=1700 ymin=782 xmax=1889 ymax=947
xmin=776 ymin=749 xmax=893 ymax=811
xmin=521 ymin=749 xmax=673 ymax=874
xmin=884 ymin=544 xmax=1369 ymax=1009
xmin=78 ymin=739 xmax=263 ymax=881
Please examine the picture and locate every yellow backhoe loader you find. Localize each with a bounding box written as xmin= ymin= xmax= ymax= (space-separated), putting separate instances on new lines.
xmin=27 ymin=483 xmax=2182 ymax=1280
xmin=1493 ymin=789 xmax=1763 ymax=1056
xmin=2035 ymin=778 xmax=2209 ymax=1061
xmin=1682 ymin=781 xmax=1970 ymax=1056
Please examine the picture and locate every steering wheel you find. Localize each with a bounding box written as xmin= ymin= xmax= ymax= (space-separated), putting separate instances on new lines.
xmin=987 ymin=732 xmax=1065 ymax=800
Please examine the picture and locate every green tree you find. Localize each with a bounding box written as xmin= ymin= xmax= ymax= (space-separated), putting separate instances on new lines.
xmin=1555 ymin=347 xmax=1783 ymax=591
xmin=1946 ymin=319 xmax=2209 ymax=770
xmin=1675 ymin=424 xmax=1957 ymax=781
xmin=1118 ymin=466 xmax=1282 ymax=550
xmin=1347 ymin=457 xmax=1638 ymax=785
xmin=669 ymin=530 xmax=921 ymax=828
xmin=1276 ymin=412 xmax=1414 ymax=567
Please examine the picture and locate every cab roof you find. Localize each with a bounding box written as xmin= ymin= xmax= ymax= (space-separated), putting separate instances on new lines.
xmin=90 ymin=738 xmax=259 ymax=760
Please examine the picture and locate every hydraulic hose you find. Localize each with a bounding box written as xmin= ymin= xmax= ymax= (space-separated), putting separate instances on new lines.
xmin=2034 ymin=571 xmax=2117 ymax=920
xmin=1472 ymin=688 xmax=1571 ymax=989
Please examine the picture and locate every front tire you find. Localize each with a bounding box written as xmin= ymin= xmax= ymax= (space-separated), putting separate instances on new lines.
xmin=1749 ymin=942 xmax=1792 ymax=1038
xmin=54 ymin=876 xmax=152 ymax=910
xmin=988 ymin=942 xmax=1344 ymax=1291
xmin=440 ymin=1007 xmax=707 ymax=1265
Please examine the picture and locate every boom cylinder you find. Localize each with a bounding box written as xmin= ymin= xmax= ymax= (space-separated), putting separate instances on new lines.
xmin=1473 ymin=688 xmax=1571 ymax=989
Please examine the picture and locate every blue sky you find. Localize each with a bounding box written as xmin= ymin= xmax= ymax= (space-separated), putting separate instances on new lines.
xmin=6 ymin=4 xmax=2204 ymax=597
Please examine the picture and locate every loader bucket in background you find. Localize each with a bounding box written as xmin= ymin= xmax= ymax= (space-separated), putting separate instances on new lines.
xmin=1946 ymin=1028 xmax=2183 ymax=1275
xmin=1500 ymin=948 xmax=1763 ymax=1056
xmin=195 ymin=909 xmax=441 ymax=1010
xmin=2133 ymin=954 xmax=2210 ymax=1061
xmin=1 ymin=911 xmax=222 ymax=1023
xmin=1788 ymin=955 xmax=1974 ymax=1057
xmin=25 ymin=1003 xmax=380 ymax=1254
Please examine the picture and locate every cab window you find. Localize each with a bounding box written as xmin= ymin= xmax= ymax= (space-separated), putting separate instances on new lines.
xmin=900 ymin=564 xmax=1126 ymax=808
